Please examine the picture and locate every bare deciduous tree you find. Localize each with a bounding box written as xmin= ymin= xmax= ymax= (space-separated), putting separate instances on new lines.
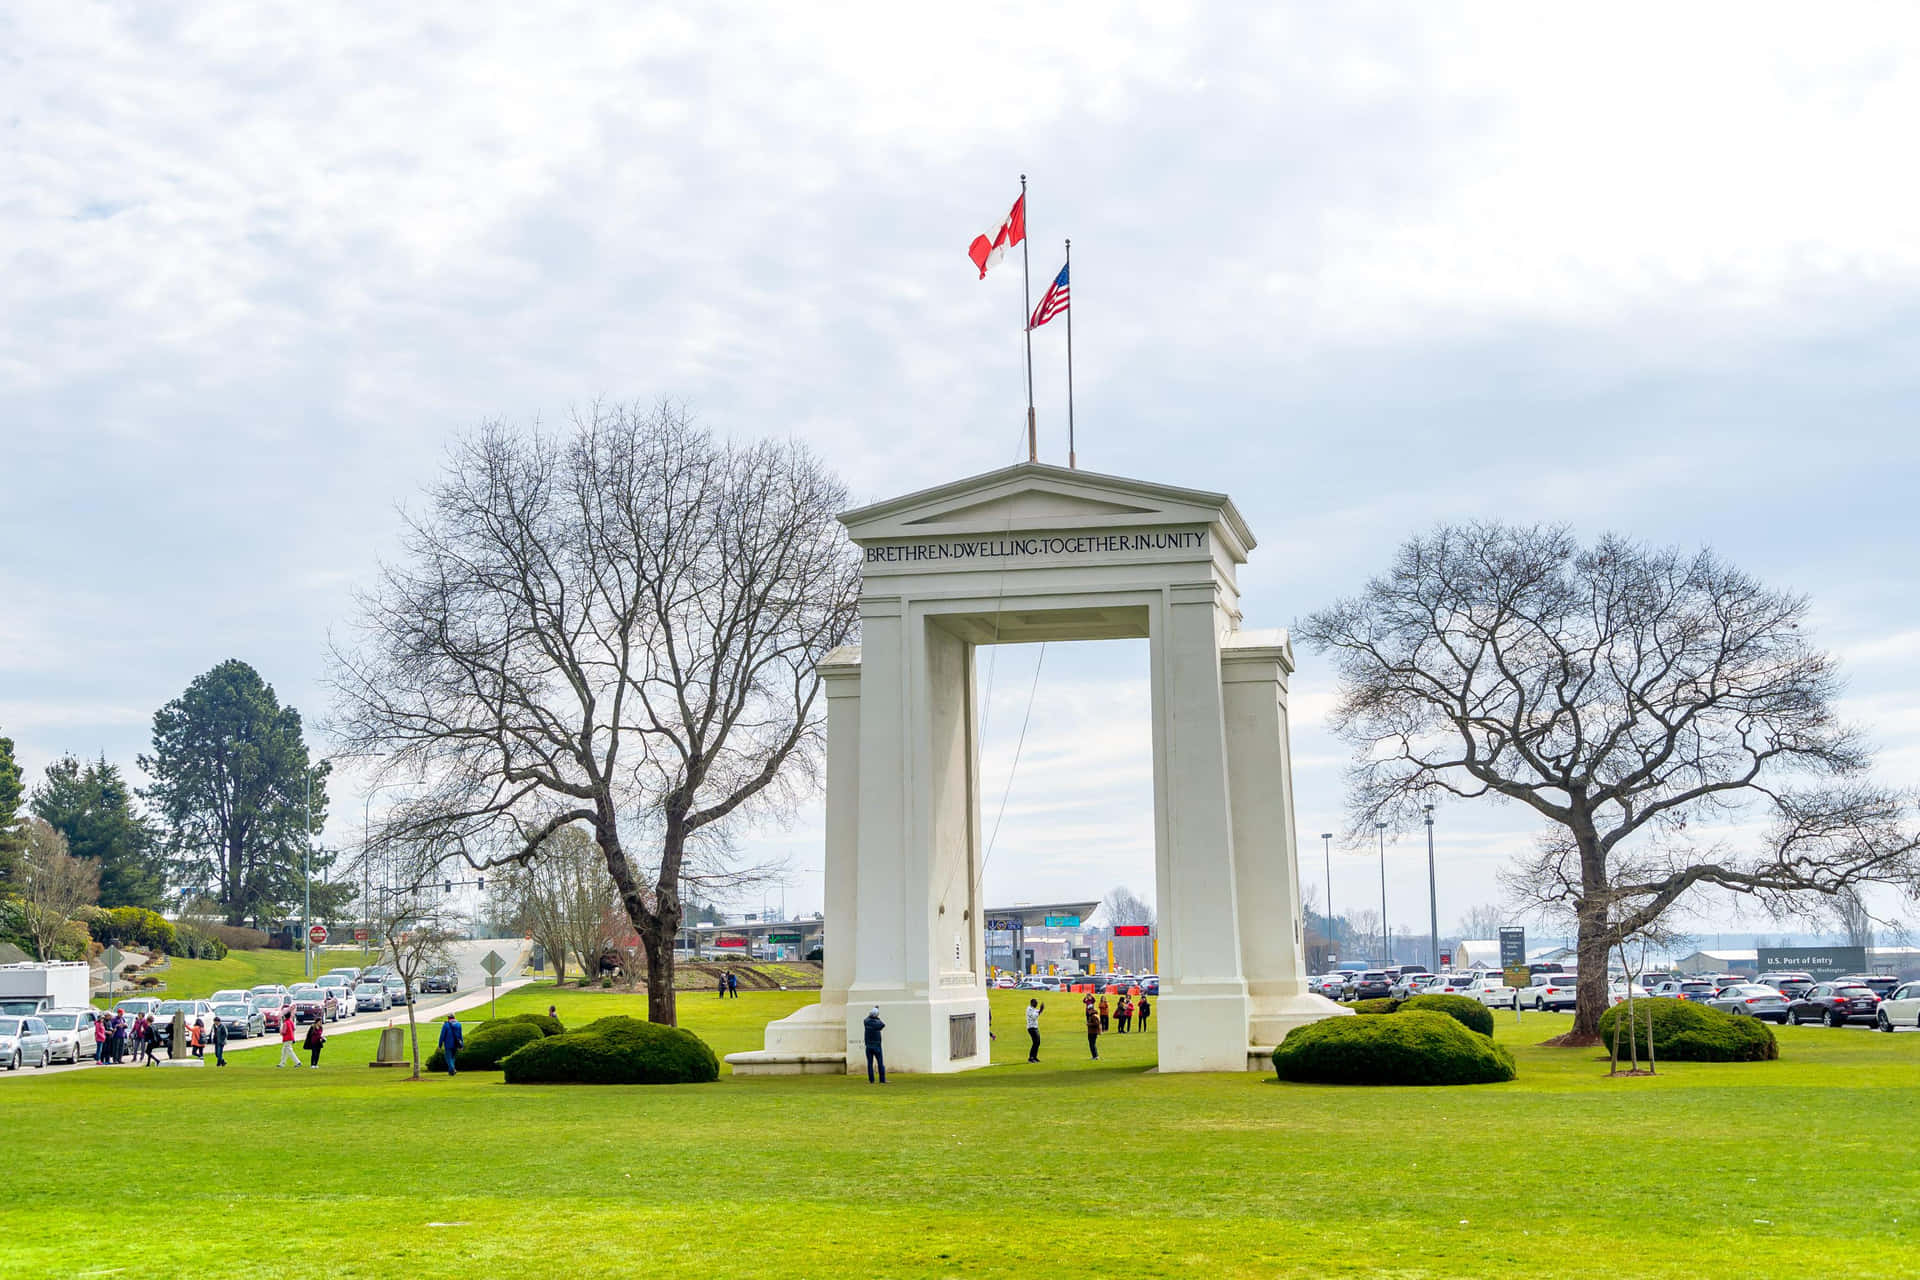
xmin=487 ymin=825 xmax=617 ymax=986
xmin=1453 ymin=903 xmax=1510 ymax=943
xmin=19 ymin=817 xmax=99 ymax=960
xmin=1097 ymin=885 xmax=1154 ymax=928
xmin=1300 ymin=523 xmax=1920 ymax=1041
xmin=371 ymin=888 xmax=460 ymax=1080
xmin=330 ymin=403 xmax=859 ymax=1025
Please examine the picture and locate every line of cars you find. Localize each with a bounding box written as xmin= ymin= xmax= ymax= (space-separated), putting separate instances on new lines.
xmin=999 ymin=972 xmax=1161 ymax=994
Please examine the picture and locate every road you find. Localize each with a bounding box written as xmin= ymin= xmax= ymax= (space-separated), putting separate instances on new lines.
xmin=2 ymin=937 xmax=535 ymax=1079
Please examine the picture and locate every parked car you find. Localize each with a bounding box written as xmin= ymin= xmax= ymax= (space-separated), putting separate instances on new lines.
xmin=207 ymin=988 xmax=251 ymax=1006
xmin=38 ymin=1007 xmax=101 ymax=1063
xmin=0 ymin=1016 xmax=52 ymax=1070
xmin=1787 ymin=982 xmax=1881 ymax=1027
xmin=353 ymin=983 xmax=391 ymax=1013
xmin=1876 ymin=981 xmax=1920 ymax=1032
xmin=1430 ymin=973 xmax=1479 ymax=996
xmin=1351 ymin=971 xmax=1394 ymax=1001
xmin=1756 ymin=972 xmax=1817 ymax=999
xmin=1649 ymin=979 xmax=1716 ymax=1002
xmin=1309 ymin=974 xmax=1346 ymax=1000
xmin=1705 ymin=983 xmax=1791 ymax=1023
xmin=1015 ymin=976 xmax=1048 ymax=991
xmin=1390 ymin=972 xmax=1438 ymax=1000
xmin=1468 ymin=976 xmax=1517 ymax=1009
xmin=290 ymin=988 xmax=334 ymax=1024
xmin=112 ymin=997 xmax=162 ymax=1022
xmin=1838 ymin=974 xmax=1900 ymax=1000
xmin=383 ymin=976 xmax=412 ymax=1006
xmin=1137 ymin=974 xmax=1159 ymax=995
xmin=207 ymin=1001 xmax=266 ymax=1039
xmin=150 ymin=1000 xmax=216 ymax=1046
xmin=325 ymin=967 xmax=362 ymax=984
xmin=1523 ymin=974 xmax=1580 ymax=1012
xmin=421 ymin=967 xmax=459 ymax=995
xmin=1703 ymin=974 xmax=1751 ymax=993
xmin=361 ymin=965 xmax=393 ymax=983
xmin=250 ymin=986 xmax=293 ymax=1030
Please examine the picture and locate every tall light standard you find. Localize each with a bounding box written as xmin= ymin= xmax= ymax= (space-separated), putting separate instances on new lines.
xmin=1320 ymin=833 xmax=1334 ymax=963
xmin=1375 ymin=820 xmax=1389 ymax=966
xmin=304 ymin=766 xmax=316 ymax=978
xmin=1424 ymin=805 xmax=1439 ymax=973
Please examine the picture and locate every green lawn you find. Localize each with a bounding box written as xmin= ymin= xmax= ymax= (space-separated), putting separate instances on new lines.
xmin=98 ymin=946 xmax=383 ymax=1005
xmin=11 ymin=989 xmax=1920 ymax=1278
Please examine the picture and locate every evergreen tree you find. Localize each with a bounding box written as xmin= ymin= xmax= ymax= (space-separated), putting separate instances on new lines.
xmin=0 ymin=726 xmax=23 ymax=881
xmin=142 ymin=660 xmax=330 ymax=925
xmin=30 ymin=756 xmax=167 ymax=909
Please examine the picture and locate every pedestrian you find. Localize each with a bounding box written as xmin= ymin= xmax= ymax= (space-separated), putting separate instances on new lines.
xmin=438 ymin=1013 xmax=464 ymax=1077
xmin=144 ymin=1017 xmax=163 ymax=1065
xmin=109 ymin=1011 xmax=125 ymax=1063
xmin=1025 ymin=998 xmax=1045 ymax=1063
xmin=277 ymin=1007 xmax=302 ymax=1067
xmin=211 ymin=1015 xmax=228 ymax=1067
xmin=1116 ymin=995 xmax=1131 ymax=1034
xmin=304 ymin=1017 xmax=326 ymax=1068
xmin=190 ymin=1018 xmax=205 ymax=1058
xmin=546 ymin=1004 xmax=557 ymax=1021
xmin=727 ymin=971 xmax=739 ymax=998
xmin=718 ymin=973 xmax=727 ymax=999
xmin=1084 ymin=1000 xmax=1102 ymax=1060
xmin=1137 ymin=993 xmax=1151 ymax=1031
xmin=93 ymin=1015 xmax=107 ymax=1064
xmin=1098 ymin=993 xmax=1110 ymax=1032
xmin=862 ymin=1005 xmax=886 ymax=1084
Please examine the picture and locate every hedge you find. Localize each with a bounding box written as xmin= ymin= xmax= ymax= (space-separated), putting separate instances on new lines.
xmin=492 ymin=1011 xmax=565 ymax=1037
xmin=1597 ymin=998 xmax=1778 ymax=1063
xmin=1351 ymin=998 xmax=1402 ymax=1016
xmin=501 ymin=1015 xmax=719 ymax=1085
xmin=1399 ymin=993 xmax=1495 ymax=1037
xmin=1273 ymin=1010 xmax=1517 ymax=1086
xmin=427 ymin=1019 xmax=546 ymax=1072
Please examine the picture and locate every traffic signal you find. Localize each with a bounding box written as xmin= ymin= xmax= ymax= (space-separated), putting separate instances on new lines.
xmin=444 ymin=880 xmax=452 ymax=894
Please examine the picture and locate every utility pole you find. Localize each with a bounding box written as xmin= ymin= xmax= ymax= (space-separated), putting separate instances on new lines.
xmin=304 ymin=766 xmax=315 ymax=979
xmin=1320 ymin=833 xmax=1335 ymax=962
xmin=1424 ymin=805 xmax=1439 ymax=973
xmin=1375 ymin=821 xmax=1389 ymax=966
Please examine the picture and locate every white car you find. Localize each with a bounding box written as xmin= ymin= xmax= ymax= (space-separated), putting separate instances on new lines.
xmin=0 ymin=1015 xmax=53 ymax=1070
xmin=1877 ymin=980 xmax=1920 ymax=1032
xmin=1468 ymin=976 xmax=1517 ymax=1009
xmin=208 ymin=989 xmax=251 ymax=1006
xmin=37 ymin=1007 xmax=102 ymax=1063
xmin=1523 ymin=974 xmax=1580 ymax=1012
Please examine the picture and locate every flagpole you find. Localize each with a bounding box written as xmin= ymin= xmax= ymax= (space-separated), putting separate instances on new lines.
xmin=1064 ymin=238 xmax=1075 ymax=469
xmin=1020 ymin=174 xmax=1036 ymax=463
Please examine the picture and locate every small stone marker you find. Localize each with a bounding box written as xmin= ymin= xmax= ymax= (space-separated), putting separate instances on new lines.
xmin=168 ymin=1011 xmax=189 ymax=1061
xmin=371 ymin=1025 xmax=408 ymax=1068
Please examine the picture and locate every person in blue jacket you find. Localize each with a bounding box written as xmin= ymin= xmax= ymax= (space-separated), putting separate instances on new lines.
xmin=438 ymin=1013 xmax=464 ymax=1076
xmin=863 ymin=1006 xmax=886 ymax=1084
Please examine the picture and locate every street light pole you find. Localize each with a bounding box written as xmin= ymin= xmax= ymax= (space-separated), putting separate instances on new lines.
xmin=304 ymin=766 xmax=314 ymax=979
xmin=1375 ymin=821 xmax=1389 ymax=966
xmin=1320 ymin=833 xmax=1334 ymax=963
xmin=1424 ymin=805 xmax=1439 ymax=973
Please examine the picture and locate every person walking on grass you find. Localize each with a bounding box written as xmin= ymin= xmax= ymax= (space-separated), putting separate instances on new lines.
xmin=863 ymin=1006 xmax=887 ymax=1084
xmin=1025 ymin=998 xmax=1045 ymax=1063
xmin=143 ymin=1017 xmax=163 ymax=1065
xmin=211 ymin=1014 xmax=228 ymax=1067
xmin=277 ymin=1009 xmax=302 ymax=1067
xmin=304 ymin=1017 xmax=326 ymax=1068
xmin=1084 ymin=1001 xmax=1102 ymax=1060
xmin=728 ymin=971 xmax=739 ymax=998
xmin=438 ymin=1013 xmax=464 ymax=1077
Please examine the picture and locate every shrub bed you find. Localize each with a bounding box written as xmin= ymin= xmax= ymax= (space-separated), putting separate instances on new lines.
xmin=1274 ymin=1010 xmax=1517 ymax=1086
xmin=1597 ymin=998 xmax=1778 ymax=1062
xmin=1351 ymin=998 xmax=1402 ymax=1015
xmin=426 ymin=1019 xmax=546 ymax=1072
xmin=1399 ymin=993 xmax=1495 ymax=1037
xmin=501 ymin=1015 xmax=719 ymax=1085
xmin=493 ymin=1011 xmax=565 ymax=1037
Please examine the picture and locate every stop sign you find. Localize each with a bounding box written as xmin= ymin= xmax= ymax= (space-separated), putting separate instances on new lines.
xmin=308 ymin=924 xmax=328 ymax=945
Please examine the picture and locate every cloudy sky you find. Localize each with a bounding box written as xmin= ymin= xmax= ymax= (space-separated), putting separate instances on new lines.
xmin=7 ymin=4 xmax=1920 ymax=944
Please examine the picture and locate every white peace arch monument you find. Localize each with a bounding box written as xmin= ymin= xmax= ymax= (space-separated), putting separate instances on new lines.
xmin=726 ymin=461 xmax=1347 ymax=1076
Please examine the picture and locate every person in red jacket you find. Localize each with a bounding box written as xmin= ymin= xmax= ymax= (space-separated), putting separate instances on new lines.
xmin=277 ymin=1007 xmax=302 ymax=1067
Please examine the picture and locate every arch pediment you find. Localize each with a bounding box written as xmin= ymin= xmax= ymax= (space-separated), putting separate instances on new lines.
xmin=840 ymin=462 xmax=1254 ymax=563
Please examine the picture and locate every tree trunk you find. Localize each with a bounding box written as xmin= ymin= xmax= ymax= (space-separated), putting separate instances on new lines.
xmin=640 ymin=917 xmax=677 ymax=1025
xmin=1568 ymin=904 xmax=1611 ymax=1042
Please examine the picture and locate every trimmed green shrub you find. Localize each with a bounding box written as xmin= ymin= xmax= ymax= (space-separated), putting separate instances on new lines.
xmin=1400 ymin=993 xmax=1495 ymax=1037
xmin=172 ymin=922 xmax=228 ymax=960
xmin=1273 ymin=1010 xmax=1517 ymax=1086
xmin=501 ymin=1014 xmax=719 ymax=1085
xmin=426 ymin=1019 xmax=546 ymax=1072
xmin=1597 ymin=998 xmax=1778 ymax=1063
xmin=491 ymin=1011 xmax=565 ymax=1037
xmin=1351 ymin=998 xmax=1402 ymax=1015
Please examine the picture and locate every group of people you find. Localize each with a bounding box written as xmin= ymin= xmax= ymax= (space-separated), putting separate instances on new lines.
xmin=276 ymin=1005 xmax=327 ymax=1068
xmin=715 ymin=971 xmax=740 ymax=998
xmin=88 ymin=1008 xmax=182 ymax=1066
xmin=1090 ymin=991 xmax=1148 ymax=1034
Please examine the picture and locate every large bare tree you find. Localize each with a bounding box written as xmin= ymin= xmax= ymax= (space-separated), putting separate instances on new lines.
xmin=18 ymin=817 xmax=100 ymax=961
xmin=331 ymin=403 xmax=859 ymax=1024
xmin=1299 ymin=523 xmax=1920 ymax=1041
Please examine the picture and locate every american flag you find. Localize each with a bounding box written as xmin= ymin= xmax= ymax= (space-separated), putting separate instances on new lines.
xmin=1028 ymin=261 xmax=1069 ymax=330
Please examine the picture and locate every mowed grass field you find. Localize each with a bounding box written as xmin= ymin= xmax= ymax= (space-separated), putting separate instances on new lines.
xmin=11 ymin=987 xmax=1920 ymax=1279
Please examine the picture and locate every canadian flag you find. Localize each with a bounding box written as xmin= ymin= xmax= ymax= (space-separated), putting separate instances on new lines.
xmin=967 ymin=193 xmax=1026 ymax=278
